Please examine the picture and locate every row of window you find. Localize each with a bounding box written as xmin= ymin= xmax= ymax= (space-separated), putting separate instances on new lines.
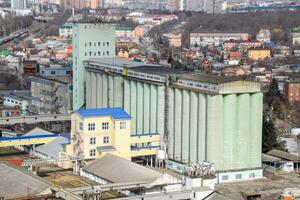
xmin=5 ymin=98 xmax=23 ymax=105
xmin=89 ymin=136 xmax=109 ymax=145
xmin=85 ymin=51 xmax=110 ymax=57
xmin=79 ymin=121 xmax=126 ymax=131
xmin=85 ymin=42 xmax=110 ymax=47
xmin=222 ymin=172 xmax=256 ymax=181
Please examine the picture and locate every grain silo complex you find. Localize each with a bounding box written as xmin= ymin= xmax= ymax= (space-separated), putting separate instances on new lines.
xmin=84 ymin=57 xmax=263 ymax=183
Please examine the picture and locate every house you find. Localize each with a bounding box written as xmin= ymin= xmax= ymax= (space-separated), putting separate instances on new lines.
xmin=257 ymin=29 xmax=271 ymax=43
xmin=247 ymin=47 xmax=271 ymax=60
xmin=0 ymin=106 xmax=21 ymax=117
xmin=228 ymin=51 xmax=242 ymax=60
xmin=222 ymin=67 xmax=247 ymax=77
xmin=23 ymin=59 xmax=39 ymax=75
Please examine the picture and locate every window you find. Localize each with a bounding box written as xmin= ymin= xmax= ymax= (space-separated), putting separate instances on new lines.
xmin=235 ymin=174 xmax=242 ymax=179
xmin=90 ymin=137 xmax=96 ymax=144
xmin=98 ymin=42 xmax=101 ymax=46
xmin=120 ymin=121 xmax=126 ymax=129
xmin=103 ymin=42 xmax=105 ymax=46
xmin=222 ymin=175 xmax=229 ymax=181
xmin=88 ymin=123 xmax=95 ymax=131
xmin=107 ymin=42 xmax=109 ymax=46
xmin=79 ymin=122 xmax=83 ymax=131
xmin=103 ymin=136 xmax=109 ymax=144
xmin=102 ymin=122 xmax=109 ymax=130
xmin=85 ymin=43 xmax=87 ymax=47
xmin=89 ymin=42 xmax=92 ymax=46
xmin=94 ymin=52 xmax=96 ymax=56
xmin=85 ymin=52 xmax=87 ymax=56
xmin=89 ymin=149 xmax=96 ymax=157
xmin=106 ymin=51 xmax=109 ymax=56
xmin=89 ymin=52 xmax=92 ymax=56
xmin=98 ymin=51 xmax=101 ymax=56
xmin=94 ymin=42 xmax=96 ymax=46
xmin=249 ymin=173 xmax=255 ymax=178
xmin=51 ymin=71 xmax=56 ymax=75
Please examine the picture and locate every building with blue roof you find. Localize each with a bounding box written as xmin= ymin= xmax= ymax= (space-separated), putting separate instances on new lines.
xmin=77 ymin=107 xmax=132 ymax=120
xmin=63 ymin=107 xmax=161 ymax=164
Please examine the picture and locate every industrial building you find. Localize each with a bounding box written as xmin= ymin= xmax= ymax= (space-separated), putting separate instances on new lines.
xmin=72 ymin=23 xmax=116 ymax=110
xmin=84 ymin=57 xmax=263 ymax=182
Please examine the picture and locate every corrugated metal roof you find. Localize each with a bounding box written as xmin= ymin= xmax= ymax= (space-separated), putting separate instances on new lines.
xmin=267 ymin=149 xmax=300 ymax=162
xmin=24 ymin=127 xmax=54 ymax=137
xmin=262 ymin=153 xmax=281 ymax=162
xmin=0 ymin=164 xmax=50 ymax=199
xmin=34 ymin=136 xmax=70 ymax=159
xmin=82 ymin=154 xmax=162 ymax=183
xmin=77 ymin=107 xmax=131 ymax=120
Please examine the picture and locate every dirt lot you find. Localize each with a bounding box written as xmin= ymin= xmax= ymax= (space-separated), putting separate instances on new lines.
xmin=216 ymin=172 xmax=300 ymax=200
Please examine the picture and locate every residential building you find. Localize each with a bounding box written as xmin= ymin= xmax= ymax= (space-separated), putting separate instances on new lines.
xmin=59 ymin=23 xmax=73 ymax=38
xmin=163 ymin=33 xmax=182 ymax=47
xmin=72 ymin=23 xmax=115 ymax=110
xmin=39 ymin=65 xmax=72 ymax=76
xmin=115 ymin=26 xmax=134 ymax=40
xmin=291 ymin=32 xmax=300 ymax=46
xmin=257 ymin=29 xmax=271 ymax=43
xmin=222 ymin=67 xmax=247 ymax=77
xmin=134 ymin=26 xmax=146 ymax=38
xmin=0 ymin=106 xmax=21 ymax=117
xmin=190 ymin=32 xmax=250 ymax=47
xmin=30 ymin=75 xmax=72 ymax=114
xmin=284 ymin=76 xmax=300 ymax=104
xmin=23 ymin=60 xmax=39 ymax=75
xmin=223 ymin=39 xmax=261 ymax=52
xmin=247 ymin=47 xmax=271 ymax=60
xmin=2 ymin=93 xmax=30 ymax=111
xmin=68 ymin=107 xmax=160 ymax=161
xmin=11 ymin=0 xmax=27 ymax=10
xmin=166 ymin=0 xmax=180 ymax=11
xmin=84 ymin=57 xmax=263 ymax=183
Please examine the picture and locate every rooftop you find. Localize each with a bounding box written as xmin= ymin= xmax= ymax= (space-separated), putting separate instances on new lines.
xmin=76 ymin=107 xmax=132 ymax=120
xmin=82 ymin=154 xmax=163 ymax=184
xmin=267 ymin=149 xmax=300 ymax=162
xmin=35 ymin=136 xmax=70 ymax=159
xmin=179 ymin=73 xmax=247 ymax=84
xmin=0 ymin=163 xmax=51 ymax=198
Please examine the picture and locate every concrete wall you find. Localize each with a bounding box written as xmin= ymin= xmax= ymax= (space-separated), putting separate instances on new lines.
xmin=73 ymin=23 xmax=115 ymax=110
xmin=85 ymin=70 xmax=263 ymax=172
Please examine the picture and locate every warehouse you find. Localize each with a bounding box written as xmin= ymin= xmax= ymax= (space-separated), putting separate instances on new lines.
xmin=84 ymin=58 xmax=263 ymax=182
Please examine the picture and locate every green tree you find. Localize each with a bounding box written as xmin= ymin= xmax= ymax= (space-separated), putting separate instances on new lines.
xmin=262 ymin=114 xmax=285 ymax=153
xmin=267 ymin=78 xmax=281 ymax=97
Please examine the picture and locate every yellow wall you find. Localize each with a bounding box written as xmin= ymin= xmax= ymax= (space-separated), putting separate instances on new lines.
xmin=0 ymin=137 xmax=57 ymax=147
xmin=67 ymin=112 xmax=160 ymax=162
xmin=248 ymin=49 xmax=270 ymax=60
